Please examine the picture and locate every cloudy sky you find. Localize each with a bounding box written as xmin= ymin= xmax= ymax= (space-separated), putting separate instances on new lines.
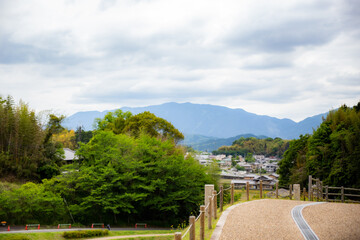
xmin=1 ymin=0 xmax=359 ymax=122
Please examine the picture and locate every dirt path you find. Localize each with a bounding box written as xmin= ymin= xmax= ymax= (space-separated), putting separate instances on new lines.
xmin=302 ymin=202 xmax=360 ymax=240
xmin=86 ymin=233 xmax=174 ymax=240
xmin=218 ymin=199 xmax=306 ymax=240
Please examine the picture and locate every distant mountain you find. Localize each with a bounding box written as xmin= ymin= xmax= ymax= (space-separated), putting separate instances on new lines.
xmin=63 ymin=102 xmax=328 ymax=141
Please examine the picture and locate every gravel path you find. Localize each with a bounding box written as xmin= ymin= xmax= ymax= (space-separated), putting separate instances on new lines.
xmin=219 ymin=199 xmax=306 ymax=240
xmin=302 ymin=202 xmax=360 ymax=240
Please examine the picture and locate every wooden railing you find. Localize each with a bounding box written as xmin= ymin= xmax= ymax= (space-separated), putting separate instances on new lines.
xmin=309 ymin=175 xmax=360 ymax=203
xmin=175 ymin=184 xmax=235 ymax=240
xmin=324 ymin=186 xmax=360 ymax=203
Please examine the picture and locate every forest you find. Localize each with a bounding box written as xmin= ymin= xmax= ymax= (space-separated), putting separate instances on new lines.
xmin=212 ymin=137 xmax=290 ymax=157
xmin=0 ymin=96 xmax=216 ymax=226
xmin=278 ymin=102 xmax=360 ymax=188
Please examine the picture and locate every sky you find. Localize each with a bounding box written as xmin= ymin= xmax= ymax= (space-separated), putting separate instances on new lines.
xmin=1 ymin=0 xmax=359 ymax=122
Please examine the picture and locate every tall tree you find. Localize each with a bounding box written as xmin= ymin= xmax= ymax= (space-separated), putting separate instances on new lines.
xmin=278 ymin=102 xmax=360 ymax=188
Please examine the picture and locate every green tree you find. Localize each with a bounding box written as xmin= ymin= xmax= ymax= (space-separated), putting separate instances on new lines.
xmin=95 ymin=110 xmax=184 ymax=143
xmin=0 ymin=95 xmax=65 ymax=181
xmin=278 ymin=102 xmax=360 ymax=188
xmin=45 ymin=131 xmax=213 ymax=225
xmin=245 ymin=153 xmax=255 ymax=163
xmin=0 ymin=182 xmax=67 ymax=225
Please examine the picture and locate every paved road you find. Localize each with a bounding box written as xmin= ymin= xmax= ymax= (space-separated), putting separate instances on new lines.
xmin=291 ymin=202 xmax=325 ymax=240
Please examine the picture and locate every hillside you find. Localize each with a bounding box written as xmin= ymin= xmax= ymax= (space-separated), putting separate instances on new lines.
xmin=63 ymin=102 xmax=327 ymax=140
xmin=181 ymin=133 xmax=268 ymax=152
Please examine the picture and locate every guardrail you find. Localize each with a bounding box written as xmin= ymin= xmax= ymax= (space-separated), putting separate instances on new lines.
xmin=91 ymin=223 xmax=104 ymax=228
xmin=135 ymin=223 xmax=147 ymax=228
xmin=58 ymin=223 xmax=72 ymax=229
xmin=25 ymin=224 xmax=40 ymax=230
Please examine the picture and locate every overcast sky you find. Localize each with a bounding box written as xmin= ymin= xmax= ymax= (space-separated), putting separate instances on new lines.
xmin=1 ymin=0 xmax=359 ymax=122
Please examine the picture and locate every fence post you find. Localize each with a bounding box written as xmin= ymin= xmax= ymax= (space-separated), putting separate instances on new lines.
xmin=289 ymin=184 xmax=292 ymax=200
xmin=325 ymin=186 xmax=328 ymax=202
xmin=220 ymin=185 xmax=223 ymax=212
xmin=308 ymin=175 xmax=312 ymax=201
xmin=205 ymin=184 xmax=214 ymax=217
xmin=303 ymin=187 xmax=306 ymax=201
xmin=189 ymin=216 xmax=195 ymax=240
xmin=246 ymin=182 xmax=250 ymax=201
xmin=200 ymin=205 xmax=205 ymax=240
xmin=260 ymin=180 xmax=263 ymax=199
xmin=294 ymin=184 xmax=300 ymax=201
xmin=341 ymin=186 xmax=344 ymax=203
xmin=276 ymin=182 xmax=278 ymax=199
xmin=320 ymin=181 xmax=323 ymax=200
xmin=208 ymin=196 xmax=212 ymax=229
xmin=316 ymin=179 xmax=320 ymax=201
xmin=174 ymin=232 xmax=182 ymax=240
xmin=213 ymin=190 xmax=217 ymax=220
xmin=231 ymin=183 xmax=234 ymax=205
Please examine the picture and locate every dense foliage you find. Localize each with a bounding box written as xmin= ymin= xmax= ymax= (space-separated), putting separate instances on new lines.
xmin=278 ymin=102 xmax=360 ymax=188
xmin=43 ymin=131 xmax=214 ymax=225
xmin=95 ymin=110 xmax=184 ymax=142
xmin=0 ymin=182 xmax=67 ymax=225
xmin=0 ymin=102 xmax=215 ymax=226
xmin=213 ymin=137 xmax=289 ymax=157
xmin=0 ymin=96 xmax=64 ymax=181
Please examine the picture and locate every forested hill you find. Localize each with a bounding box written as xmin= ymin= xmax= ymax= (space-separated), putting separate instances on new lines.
xmin=63 ymin=102 xmax=327 ymax=139
xmin=278 ymin=102 xmax=360 ymax=188
xmin=213 ymin=137 xmax=290 ymax=157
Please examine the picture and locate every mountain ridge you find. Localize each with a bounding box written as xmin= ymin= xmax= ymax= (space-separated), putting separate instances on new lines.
xmin=63 ymin=102 xmax=327 ymax=140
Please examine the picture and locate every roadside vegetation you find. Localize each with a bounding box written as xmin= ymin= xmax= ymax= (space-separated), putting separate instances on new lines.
xmin=0 ymin=95 xmax=217 ymax=227
xmin=278 ymin=102 xmax=360 ymax=189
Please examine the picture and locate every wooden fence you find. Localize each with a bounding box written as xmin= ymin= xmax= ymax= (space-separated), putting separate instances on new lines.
xmin=308 ymin=175 xmax=360 ymax=203
xmin=175 ymin=176 xmax=360 ymax=239
xmin=175 ymin=181 xmax=286 ymax=240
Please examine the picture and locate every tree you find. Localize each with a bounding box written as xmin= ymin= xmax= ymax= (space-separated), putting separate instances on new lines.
xmin=53 ymin=129 xmax=76 ymax=149
xmin=0 ymin=182 xmax=67 ymax=225
xmin=215 ymin=137 xmax=289 ymax=157
xmin=95 ymin=110 xmax=184 ymax=143
xmin=45 ymin=131 xmax=213 ymax=225
xmin=278 ymin=134 xmax=310 ymax=186
xmin=0 ymin=95 xmax=65 ymax=181
xmin=245 ymin=153 xmax=255 ymax=163
xmin=278 ymin=102 xmax=360 ymax=188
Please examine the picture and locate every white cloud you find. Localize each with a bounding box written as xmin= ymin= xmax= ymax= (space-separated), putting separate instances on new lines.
xmin=0 ymin=0 xmax=359 ymax=122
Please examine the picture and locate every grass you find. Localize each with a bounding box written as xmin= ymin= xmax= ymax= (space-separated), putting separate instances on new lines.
xmin=0 ymin=230 xmax=173 ymax=240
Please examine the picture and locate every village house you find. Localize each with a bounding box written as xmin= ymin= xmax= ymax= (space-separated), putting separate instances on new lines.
xmin=231 ymin=175 xmax=277 ymax=190
xmin=63 ymin=148 xmax=78 ymax=164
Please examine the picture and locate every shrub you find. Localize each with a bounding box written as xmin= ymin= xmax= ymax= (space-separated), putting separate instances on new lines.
xmin=63 ymin=230 xmax=109 ymax=239
xmin=5 ymin=236 xmax=30 ymax=240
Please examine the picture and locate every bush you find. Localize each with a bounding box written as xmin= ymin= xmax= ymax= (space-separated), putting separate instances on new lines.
xmin=63 ymin=230 xmax=109 ymax=239
xmin=5 ymin=236 xmax=30 ymax=240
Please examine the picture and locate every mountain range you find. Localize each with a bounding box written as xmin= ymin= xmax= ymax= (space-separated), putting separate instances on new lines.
xmin=63 ymin=102 xmax=328 ymax=151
